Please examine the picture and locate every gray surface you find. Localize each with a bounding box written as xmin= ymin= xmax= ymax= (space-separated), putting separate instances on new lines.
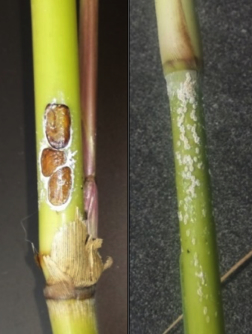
xmin=0 ymin=1 xmax=127 ymax=333
xmin=130 ymin=1 xmax=252 ymax=333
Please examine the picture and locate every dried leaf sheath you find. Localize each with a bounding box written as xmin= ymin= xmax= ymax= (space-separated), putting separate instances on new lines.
xmin=44 ymin=211 xmax=112 ymax=334
xmin=43 ymin=210 xmax=112 ymax=291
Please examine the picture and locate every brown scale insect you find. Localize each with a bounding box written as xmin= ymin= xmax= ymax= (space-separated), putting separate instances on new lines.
xmin=48 ymin=166 xmax=72 ymax=206
xmin=41 ymin=148 xmax=66 ymax=177
xmin=45 ymin=104 xmax=71 ymax=149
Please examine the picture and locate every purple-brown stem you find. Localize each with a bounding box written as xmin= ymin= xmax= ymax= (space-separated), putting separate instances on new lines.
xmin=84 ymin=176 xmax=98 ymax=238
xmin=79 ymin=0 xmax=98 ymax=237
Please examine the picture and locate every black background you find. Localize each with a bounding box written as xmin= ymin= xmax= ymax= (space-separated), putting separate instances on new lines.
xmin=0 ymin=1 xmax=127 ymax=333
xmin=130 ymin=0 xmax=252 ymax=333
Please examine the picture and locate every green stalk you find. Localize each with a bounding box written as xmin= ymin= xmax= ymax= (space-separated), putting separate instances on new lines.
xmin=31 ymin=0 xmax=111 ymax=333
xmin=154 ymin=1 xmax=225 ymax=333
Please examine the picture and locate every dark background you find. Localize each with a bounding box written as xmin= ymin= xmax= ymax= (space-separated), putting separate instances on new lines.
xmin=0 ymin=1 xmax=127 ymax=333
xmin=130 ymin=0 xmax=252 ymax=333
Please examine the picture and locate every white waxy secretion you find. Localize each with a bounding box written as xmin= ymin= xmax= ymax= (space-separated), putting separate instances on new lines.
xmin=166 ymin=70 xmax=207 ymax=226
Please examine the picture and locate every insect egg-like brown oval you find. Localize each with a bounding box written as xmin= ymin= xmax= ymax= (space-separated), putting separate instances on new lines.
xmin=48 ymin=167 xmax=72 ymax=206
xmin=41 ymin=148 xmax=66 ymax=177
xmin=45 ymin=104 xmax=71 ymax=149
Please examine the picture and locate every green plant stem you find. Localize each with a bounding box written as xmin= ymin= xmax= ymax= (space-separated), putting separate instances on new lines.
xmin=31 ymin=0 xmax=83 ymax=255
xmin=163 ymin=249 xmax=252 ymax=333
xmin=155 ymin=0 xmax=225 ymax=333
xmin=167 ymin=71 xmax=224 ymax=334
xmin=48 ymin=299 xmax=98 ymax=334
xmin=30 ymin=0 xmax=102 ymax=332
xmin=155 ymin=0 xmax=202 ymax=75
